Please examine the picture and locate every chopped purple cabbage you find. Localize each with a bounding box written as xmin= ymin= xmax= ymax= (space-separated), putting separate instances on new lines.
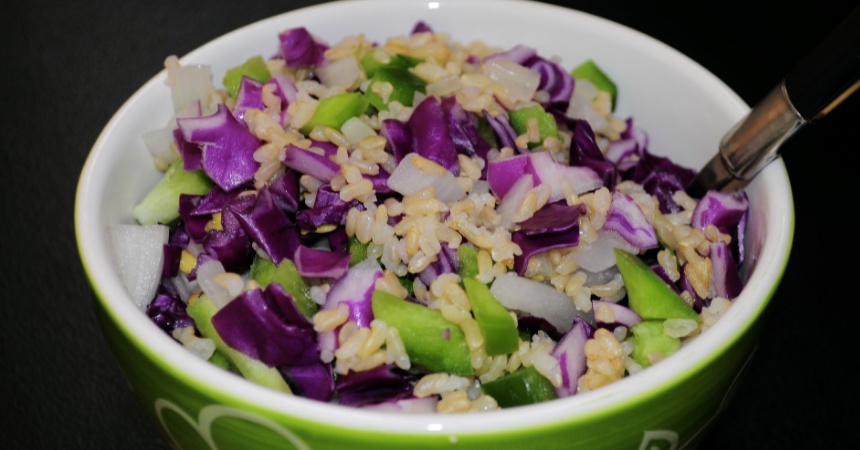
xmin=161 ymin=244 xmax=182 ymax=279
xmin=201 ymin=200 xmax=254 ymax=272
xmin=567 ymin=118 xmax=619 ymax=189
xmin=211 ymin=283 xmax=320 ymax=368
xmin=335 ymin=364 xmax=418 ymax=407
xmin=268 ymin=170 xmax=301 ymax=214
xmin=552 ymin=318 xmax=594 ymax=397
xmin=232 ymin=77 xmax=265 ymax=122
xmin=146 ymin=282 xmax=192 ymax=333
xmin=228 ymin=187 xmax=301 ymax=264
xmin=691 ymin=189 xmax=749 ymax=264
xmin=278 ymin=27 xmax=328 ymax=67
xmin=622 ymin=148 xmax=696 ymax=214
xmin=176 ymin=104 xmax=262 ymax=192
xmin=281 ymin=363 xmax=334 ymax=402
xmin=294 ymin=245 xmax=351 ymax=279
xmin=710 ymin=240 xmax=743 ymax=300
xmin=417 ymin=245 xmax=459 ymax=287
xmin=407 ymin=96 xmax=460 ymax=173
xmin=482 ymin=110 xmax=521 ymax=152
xmin=602 ymin=191 xmax=658 ymax=250
xmin=524 ymin=55 xmax=575 ymax=111
xmin=281 ymin=143 xmax=340 ymax=183
xmin=512 ymin=202 xmax=585 ymax=275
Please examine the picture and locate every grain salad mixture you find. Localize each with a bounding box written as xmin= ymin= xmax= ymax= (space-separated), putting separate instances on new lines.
xmin=110 ymin=21 xmax=750 ymax=413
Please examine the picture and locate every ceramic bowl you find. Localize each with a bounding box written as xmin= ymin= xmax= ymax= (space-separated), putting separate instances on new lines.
xmin=75 ymin=0 xmax=794 ymax=448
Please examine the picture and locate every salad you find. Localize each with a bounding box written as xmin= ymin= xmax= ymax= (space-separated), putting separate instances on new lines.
xmin=108 ymin=21 xmax=749 ymax=413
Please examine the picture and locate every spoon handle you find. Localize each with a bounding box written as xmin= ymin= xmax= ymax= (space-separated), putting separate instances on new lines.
xmin=784 ymin=6 xmax=860 ymax=121
xmin=686 ymin=5 xmax=860 ymax=197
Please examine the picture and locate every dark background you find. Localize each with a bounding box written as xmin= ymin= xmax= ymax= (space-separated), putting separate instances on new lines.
xmin=3 ymin=0 xmax=858 ymax=448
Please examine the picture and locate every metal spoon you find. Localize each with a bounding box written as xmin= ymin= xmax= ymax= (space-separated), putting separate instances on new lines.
xmin=685 ymin=5 xmax=860 ymax=197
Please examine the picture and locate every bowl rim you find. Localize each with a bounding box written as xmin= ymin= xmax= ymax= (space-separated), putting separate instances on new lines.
xmin=74 ymin=0 xmax=794 ymax=436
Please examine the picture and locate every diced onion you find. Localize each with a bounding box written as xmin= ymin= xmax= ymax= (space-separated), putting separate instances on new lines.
xmin=106 ymin=224 xmax=169 ymax=311
xmin=484 ymin=59 xmax=540 ymax=105
xmin=315 ymin=55 xmax=363 ymax=90
xmin=490 ymin=272 xmax=577 ymax=333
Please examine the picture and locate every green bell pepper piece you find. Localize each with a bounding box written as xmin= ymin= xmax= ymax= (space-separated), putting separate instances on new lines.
xmin=222 ymin=55 xmax=271 ymax=97
xmin=207 ymin=350 xmax=232 ymax=371
xmin=364 ymin=66 xmax=427 ymax=111
xmin=249 ymin=256 xmax=317 ymax=318
xmin=457 ymin=244 xmax=479 ymax=280
xmin=371 ymin=290 xmax=473 ymax=375
xmin=300 ymin=92 xmax=369 ymax=135
xmin=462 ymin=278 xmax=519 ymax=356
xmin=614 ymin=249 xmax=700 ymax=322
xmin=570 ymin=59 xmax=617 ymax=112
xmin=132 ymin=158 xmax=214 ymax=226
xmin=629 ymin=320 xmax=681 ymax=368
xmin=360 ymin=48 xmax=422 ymax=78
xmin=481 ymin=366 xmax=558 ymax=407
xmin=508 ymin=104 xmax=559 ymax=148
xmin=347 ymin=236 xmax=369 ymax=267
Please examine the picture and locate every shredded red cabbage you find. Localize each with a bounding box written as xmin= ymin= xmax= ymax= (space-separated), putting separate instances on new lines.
xmin=278 ymin=27 xmax=328 ymax=67
xmin=211 ymin=283 xmax=320 ymax=368
xmin=176 ymin=104 xmax=262 ymax=192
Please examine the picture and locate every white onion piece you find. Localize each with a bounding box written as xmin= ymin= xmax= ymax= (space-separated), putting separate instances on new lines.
xmin=106 ymin=224 xmax=169 ymax=311
xmin=470 ymin=179 xmax=490 ymax=196
xmin=527 ymin=151 xmax=603 ymax=201
xmin=490 ymin=272 xmax=577 ymax=333
xmin=165 ymin=59 xmax=213 ymax=114
xmin=340 ymin=116 xmax=376 ymax=147
xmin=484 ymin=59 xmax=540 ymax=105
xmin=496 ymin=174 xmax=534 ymax=228
xmin=387 ymin=153 xmax=466 ymax=203
xmin=196 ymin=259 xmax=232 ymax=309
xmin=315 ymin=55 xmax=362 ymax=90
xmin=572 ymin=78 xmax=599 ymax=100
xmin=565 ymin=95 xmax=610 ymax=133
xmin=141 ymin=127 xmax=178 ymax=169
xmin=583 ymin=265 xmax=621 ymax=287
xmin=170 ymin=273 xmax=196 ymax=303
xmin=569 ymin=230 xmax=639 ymax=273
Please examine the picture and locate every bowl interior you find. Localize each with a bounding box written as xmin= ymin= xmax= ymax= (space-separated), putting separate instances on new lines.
xmin=75 ymin=0 xmax=794 ymax=436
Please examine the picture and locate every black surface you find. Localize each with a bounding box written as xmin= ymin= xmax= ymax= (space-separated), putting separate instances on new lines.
xmin=4 ymin=1 xmax=858 ymax=448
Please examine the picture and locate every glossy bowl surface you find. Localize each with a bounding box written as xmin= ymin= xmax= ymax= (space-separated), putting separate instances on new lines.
xmin=75 ymin=0 xmax=794 ymax=448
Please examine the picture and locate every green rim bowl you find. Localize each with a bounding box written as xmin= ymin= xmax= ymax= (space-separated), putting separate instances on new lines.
xmin=74 ymin=1 xmax=794 ymax=448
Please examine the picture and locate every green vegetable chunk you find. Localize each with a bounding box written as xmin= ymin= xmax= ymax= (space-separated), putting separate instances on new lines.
xmin=508 ymin=104 xmax=559 ymax=148
xmin=629 ymin=320 xmax=681 ymax=368
xmin=481 ymin=366 xmax=558 ymax=407
xmin=571 ymin=59 xmax=618 ymax=112
xmin=477 ymin=116 xmax=499 ymax=149
xmin=462 ymin=278 xmax=519 ymax=356
xmin=364 ymin=66 xmax=427 ymax=111
xmin=360 ymin=48 xmax=421 ymax=78
xmin=249 ymin=256 xmax=317 ymax=318
xmin=614 ymin=249 xmax=700 ymax=321
xmin=371 ymin=290 xmax=473 ymax=375
xmin=186 ymin=295 xmax=292 ymax=394
xmin=132 ymin=158 xmax=214 ymax=226
xmin=457 ymin=244 xmax=479 ymax=280
xmin=207 ymin=350 xmax=232 ymax=371
xmin=300 ymin=92 xmax=369 ymax=135
xmin=347 ymin=236 xmax=369 ymax=267
xmin=222 ymin=55 xmax=271 ymax=97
